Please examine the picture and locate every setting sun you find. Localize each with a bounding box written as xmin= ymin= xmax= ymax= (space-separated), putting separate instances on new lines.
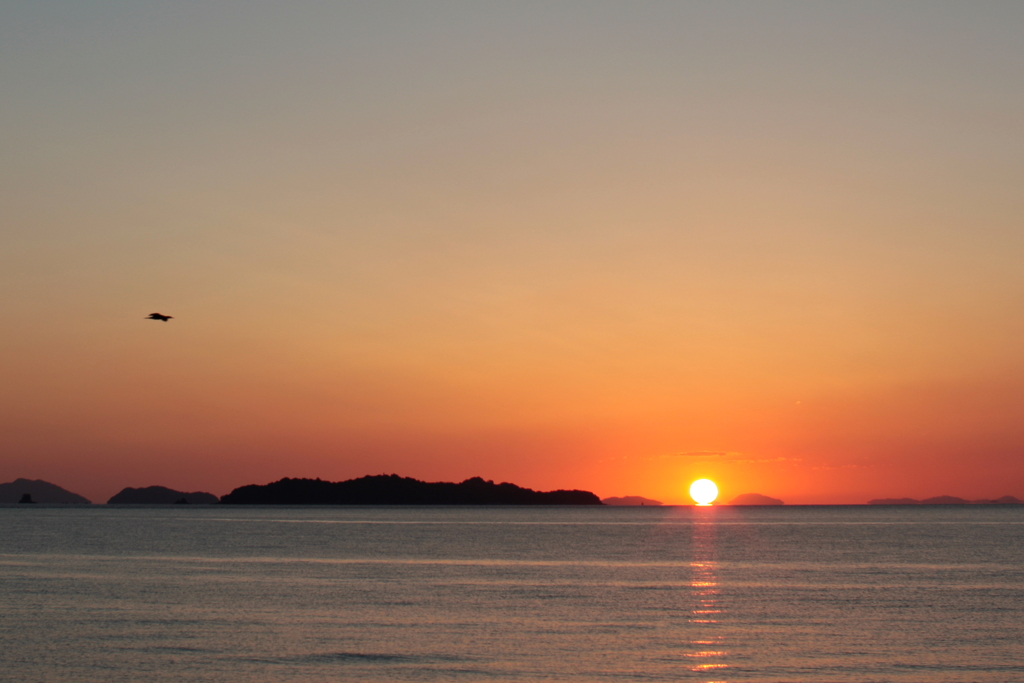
xmin=690 ymin=479 xmax=719 ymax=506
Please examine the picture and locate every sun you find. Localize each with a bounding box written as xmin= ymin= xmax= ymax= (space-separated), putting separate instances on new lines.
xmin=689 ymin=479 xmax=718 ymax=506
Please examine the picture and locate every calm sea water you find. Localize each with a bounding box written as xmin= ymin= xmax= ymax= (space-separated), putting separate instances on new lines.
xmin=2 ymin=505 xmax=1023 ymax=682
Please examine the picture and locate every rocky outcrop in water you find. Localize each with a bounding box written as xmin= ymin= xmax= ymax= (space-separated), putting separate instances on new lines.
xmin=221 ymin=474 xmax=603 ymax=505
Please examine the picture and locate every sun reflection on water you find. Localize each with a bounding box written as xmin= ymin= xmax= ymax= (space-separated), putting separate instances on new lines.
xmin=688 ymin=513 xmax=728 ymax=682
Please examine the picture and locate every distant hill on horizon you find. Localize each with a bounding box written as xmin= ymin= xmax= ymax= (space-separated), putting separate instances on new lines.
xmin=602 ymin=496 xmax=662 ymax=506
xmin=0 ymin=479 xmax=91 ymax=504
xmin=107 ymin=486 xmax=219 ymax=505
xmin=868 ymin=495 xmax=1022 ymax=505
xmin=728 ymin=493 xmax=785 ymax=506
xmin=221 ymin=475 xmax=602 ymax=505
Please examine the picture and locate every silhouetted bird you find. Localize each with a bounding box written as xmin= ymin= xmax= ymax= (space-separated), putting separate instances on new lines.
xmin=146 ymin=313 xmax=173 ymax=321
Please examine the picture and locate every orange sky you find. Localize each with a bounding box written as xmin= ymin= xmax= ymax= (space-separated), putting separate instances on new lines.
xmin=2 ymin=2 xmax=1023 ymax=504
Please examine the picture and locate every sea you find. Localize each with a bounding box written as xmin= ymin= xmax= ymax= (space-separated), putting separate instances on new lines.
xmin=1 ymin=505 xmax=1023 ymax=682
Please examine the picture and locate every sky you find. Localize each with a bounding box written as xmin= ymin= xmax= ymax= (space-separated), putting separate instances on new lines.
xmin=2 ymin=1 xmax=1022 ymax=505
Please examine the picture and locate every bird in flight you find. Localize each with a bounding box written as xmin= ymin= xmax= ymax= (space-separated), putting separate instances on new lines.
xmin=146 ymin=313 xmax=173 ymax=321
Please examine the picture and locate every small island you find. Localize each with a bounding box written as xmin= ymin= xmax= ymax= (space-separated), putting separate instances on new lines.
xmin=107 ymin=486 xmax=220 ymax=505
xmin=868 ymin=495 xmax=1022 ymax=505
xmin=0 ymin=478 xmax=91 ymax=504
xmin=220 ymin=474 xmax=602 ymax=505
xmin=728 ymin=493 xmax=785 ymax=506
xmin=602 ymin=496 xmax=663 ymax=506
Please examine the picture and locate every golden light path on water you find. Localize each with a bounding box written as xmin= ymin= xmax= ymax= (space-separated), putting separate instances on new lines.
xmin=688 ymin=514 xmax=728 ymax=682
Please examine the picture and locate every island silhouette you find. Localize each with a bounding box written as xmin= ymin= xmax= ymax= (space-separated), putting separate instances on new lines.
xmin=220 ymin=474 xmax=602 ymax=505
xmin=5 ymin=476 xmax=1022 ymax=507
xmin=728 ymin=493 xmax=785 ymax=506
xmin=602 ymin=496 xmax=663 ymax=506
xmin=107 ymin=486 xmax=219 ymax=504
xmin=0 ymin=478 xmax=91 ymax=504
xmin=868 ymin=495 xmax=1023 ymax=505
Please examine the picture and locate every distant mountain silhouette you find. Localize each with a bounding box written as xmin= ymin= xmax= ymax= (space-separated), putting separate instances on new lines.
xmin=602 ymin=496 xmax=662 ymax=506
xmin=728 ymin=493 xmax=784 ymax=506
xmin=868 ymin=498 xmax=921 ymax=505
xmin=220 ymin=475 xmax=603 ymax=505
xmin=0 ymin=479 xmax=91 ymax=504
xmin=107 ymin=486 xmax=219 ymax=505
xmin=869 ymin=495 xmax=1022 ymax=505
